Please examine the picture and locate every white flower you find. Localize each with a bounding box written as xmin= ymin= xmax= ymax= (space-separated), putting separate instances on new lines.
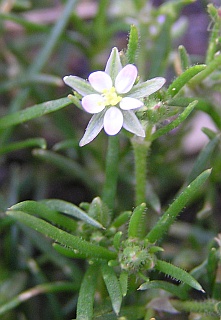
xmin=63 ymin=47 xmax=165 ymax=146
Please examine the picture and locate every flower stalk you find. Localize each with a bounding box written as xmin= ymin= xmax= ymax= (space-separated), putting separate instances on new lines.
xmin=102 ymin=135 xmax=120 ymax=211
xmin=132 ymin=125 xmax=152 ymax=206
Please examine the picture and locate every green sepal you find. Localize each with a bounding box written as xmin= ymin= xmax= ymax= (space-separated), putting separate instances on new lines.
xmin=104 ymin=47 xmax=122 ymax=81
xmin=63 ymin=75 xmax=96 ymax=96
xmin=167 ymin=64 xmax=206 ymax=98
xmin=101 ymin=263 xmax=123 ymax=315
xmin=128 ymin=77 xmax=166 ymax=99
xmin=155 ymin=260 xmax=205 ymax=292
xmin=79 ymin=109 xmax=105 ymax=147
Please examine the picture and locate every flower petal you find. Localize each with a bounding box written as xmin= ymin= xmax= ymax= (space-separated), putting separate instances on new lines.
xmin=122 ymin=110 xmax=145 ymax=137
xmin=82 ymin=94 xmax=105 ymax=113
xmin=105 ymin=47 xmax=123 ymax=81
xmin=79 ymin=111 xmax=105 ymax=147
xmin=63 ymin=75 xmax=96 ymax=96
xmin=103 ymin=107 xmax=123 ymax=135
xmin=115 ymin=64 xmax=137 ymax=94
xmin=120 ymin=97 xmax=143 ymax=110
xmin=128 ymin=77 xmax=166 ymax=99
xmin=89 ymin=71 xmax=112 ymax=92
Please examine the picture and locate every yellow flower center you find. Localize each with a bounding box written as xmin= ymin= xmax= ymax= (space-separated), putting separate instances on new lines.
xmin=101 ymin=87 xmax=122 ymax=106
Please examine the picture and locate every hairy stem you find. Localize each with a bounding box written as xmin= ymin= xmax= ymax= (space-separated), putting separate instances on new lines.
xmin=132 ymin=126 xmax=152 ymax=206
xmin=102 ymin=135 xmax=120 ymax=211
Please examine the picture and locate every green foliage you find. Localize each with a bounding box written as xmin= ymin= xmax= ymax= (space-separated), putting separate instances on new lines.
xmin=1 ymin=0 xmax=221 ymax=319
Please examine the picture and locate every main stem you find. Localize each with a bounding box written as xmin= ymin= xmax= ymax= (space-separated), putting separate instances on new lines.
xmin=132 ymin=126 xmax=152 ymax=206
xmin=102 ymin=135 xmax=119 ymax=211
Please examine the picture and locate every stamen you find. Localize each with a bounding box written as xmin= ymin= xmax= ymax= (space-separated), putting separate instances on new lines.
xmin=102 ymin=87 xmax=122 ymax=106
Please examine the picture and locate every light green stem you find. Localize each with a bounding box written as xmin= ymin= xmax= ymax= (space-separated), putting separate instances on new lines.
xmin=132 ymin=126 xmax=152 ymax=206
xmin=102 ymin=135 xmax=120 ymax=211
xmin=170 ymin=299 xmax=221 ymax=317
xmin=190 ymin=53 xmax=221 ymax=86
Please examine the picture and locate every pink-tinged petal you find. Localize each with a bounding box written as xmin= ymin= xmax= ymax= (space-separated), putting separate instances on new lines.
xmin=120 ymin=97 xmax=143 ymax=110
xmin=88 ymin=71 xmax=112 ymax=92
xmin=115 ymin=64 xmax=137 ymax=94
xmin=104 ymin=107 xmax=123 ymax=135
xmin=82 ymin=94 xmax=105 ymax=113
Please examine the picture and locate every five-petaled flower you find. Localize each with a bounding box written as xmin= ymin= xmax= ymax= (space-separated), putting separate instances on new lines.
xmin=64 ymin=47 xmax=165 ymax=146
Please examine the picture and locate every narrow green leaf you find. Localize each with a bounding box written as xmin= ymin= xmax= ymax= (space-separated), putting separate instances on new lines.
xmin=0 ymin=138 xmax=46 ymax=156
xmin=138 ymin=280 xmax=188 ymax=299
xmin=146 ymin=169 xmax=211 ymax=243
xmin=53 ymin=243 xmax=87 ymax=259
xmin=207 ymin=247 xmax=219 ymax=292
xmin=7 ymin=210 xmax=117 ymax=260
xmin=178 ymin=45 xmax=190 ymax=71
xmin=167 ymin=64 xmax=206 ymax=97
xmin=186 ymin=135 xmax=220 ymax=184
xmin=110 ymin=211 xmax=131 ymax=228
xmin=151 ymin=100 xmax=197 ymax=141
xmin=32 ymin=149 xmax=98 ymax=192
xmin=0 ymin=12 xmax=47 ymax=31
xmin=190 ymin=52 xmax=221 ymax=87
xmin=113 ymin=231 xmax=123 ymax=250
xmin=171 ymin=299 xmax=221 ymax=316
xmin=0 ymin=281 xmax=76 ymax=316
xmin=0 ymin=74 xmax=63 ymax=94
xmin=119 ymin=271 xmax=128 ymax=297
xmin=168 ymin=96 xmax=221 ymax=129
xmin=88 ymin=197 xmax=110 ymax=227
xmin=10 ymin=200 xmax=77 ymax=232
xmin=101 ymin=263 xmax=123 ymax=315
xmin=155 ymin=260 xmax=205 ymax=292
xmin=42 ymin=199 xmax=105 ymax=229
xmin=128 ymin=203 xmax=146 ymax=238
xmin=0 ymin=97 xmax=71 ymax=129
xmin=53 ymin=139 xmax=78 ymax=151
xmin=126 ymin=25 xmax=139 ymax=64
xmin=206 ymin=4 xmax=221 ymax=64
xmin=149 ymin=17 xmax=172 ymax=77
xmin=146 ymin=182 xmax=161 ymax=214
xmin=77 ymin=264 xmax=99 ymax=320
